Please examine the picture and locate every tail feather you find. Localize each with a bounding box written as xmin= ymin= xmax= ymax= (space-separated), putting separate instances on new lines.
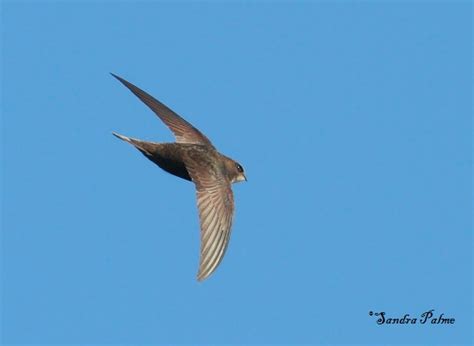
xmin=112 ymin=132 xmax=133 ymax=143
xmin=112 ymin=132 xmax=156 ymax=157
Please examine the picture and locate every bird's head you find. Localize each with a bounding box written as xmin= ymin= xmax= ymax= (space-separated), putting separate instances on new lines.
xmin=223 ymin=156 xmax=247 ymax=184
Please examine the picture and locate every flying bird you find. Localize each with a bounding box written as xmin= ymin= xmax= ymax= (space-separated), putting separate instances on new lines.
xmin=111 ymin=73 xmax=246 ymax=281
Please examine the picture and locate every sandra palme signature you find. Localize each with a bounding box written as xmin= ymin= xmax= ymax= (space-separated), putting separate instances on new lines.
xmin=369 ymin=309 xmax=455 ymax=325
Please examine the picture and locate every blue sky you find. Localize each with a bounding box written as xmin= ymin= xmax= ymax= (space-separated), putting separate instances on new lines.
xmin=2 ymin=1 xmax=472 ymax=345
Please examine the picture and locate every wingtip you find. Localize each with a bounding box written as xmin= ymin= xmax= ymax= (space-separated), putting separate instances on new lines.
xmin=197 ymin=267 xmax=217 ymax=282
xmin=196 ymin=267 xmax=210 ymax=282
xmin=110 ymin=72 xmax=122 ymax=81
xmin=110 ymin=73 xmax=133 ymax=89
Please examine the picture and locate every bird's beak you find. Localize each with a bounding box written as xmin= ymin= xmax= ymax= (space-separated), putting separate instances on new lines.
xmin=235 ymin=173 xmax=247 ymax=183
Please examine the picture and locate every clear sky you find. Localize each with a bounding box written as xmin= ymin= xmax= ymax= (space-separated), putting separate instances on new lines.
xmin=2 ymin=1 xmax=472 ymax=345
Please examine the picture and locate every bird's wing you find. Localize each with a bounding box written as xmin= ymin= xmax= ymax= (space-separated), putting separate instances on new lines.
xmin=111 ymin=73 xmax=214 ymax=147
xmin=184 ymin=155 xmax=235 ymax=281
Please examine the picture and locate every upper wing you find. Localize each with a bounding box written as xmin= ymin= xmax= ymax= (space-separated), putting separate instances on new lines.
xmin=184 ymin=154 xmax=235 ymax=281
xmin=111 ymin=73 xmax=214 ymax=147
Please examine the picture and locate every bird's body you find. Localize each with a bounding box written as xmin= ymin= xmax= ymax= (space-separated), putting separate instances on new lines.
xmin=111 ymin=74 xmax=246 ymax=281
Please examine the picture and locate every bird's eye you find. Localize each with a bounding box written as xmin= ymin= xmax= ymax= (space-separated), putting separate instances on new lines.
xmin=236 ymin=163 xmax=244 ymax=173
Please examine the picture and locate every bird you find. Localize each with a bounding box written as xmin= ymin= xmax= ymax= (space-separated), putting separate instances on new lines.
xmin=111 ymin=73 xmax=246 ymax=281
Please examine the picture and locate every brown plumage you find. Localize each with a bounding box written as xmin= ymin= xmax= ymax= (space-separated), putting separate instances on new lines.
xmin=111 ymin=74 xmax=246 ymax=281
